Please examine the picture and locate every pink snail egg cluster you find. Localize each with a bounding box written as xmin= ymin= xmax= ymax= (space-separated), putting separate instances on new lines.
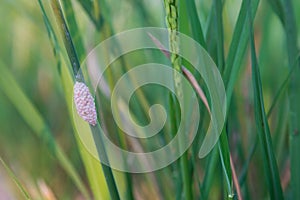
xmin=73 ymin=81 xmax=97 ymax=126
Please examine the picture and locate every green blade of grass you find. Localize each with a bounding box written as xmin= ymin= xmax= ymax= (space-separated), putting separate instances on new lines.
xmin=194 ymin=1 xmax=260 ymax=197
xmin=248 ymin=5 xmax=284 ymax=198
xmin=268 ymin=0 xmax=300 ymax=196
xmin=230 ymin=154 xmax=242 ymax=200
xmin=207 ymin=1 xmax=233 ymax=197
xmin=37 ymin=1 xmax=109 ymax=199
xmin=164 ymin=0 xmax=193 ymax=199
xmin=239 ymin=55 xmax=299 ymax=186
xmin=218 ymin=130 xmax=234 ymax=199
xmin=281 ymin=0 xmax=300 ymax=198
xmin=0 ymin=156 xmax=31 ymax=199
xmin=201 ymin=147 xmax=218 ymax=199
xmin=148 ymin=29 xmax=232 ymax=199
xmin=205 ymin=1 xmax=233 ymax=197
xmin=61 ymin=0 xmax=86 ymax=63
xmin=185 ymin=0 xmax=206 ymax=49
xmin=50 ymin=0 xmax=121 ymax=199
xmin=0 ymin=61 xmax=90 ymax=200
xmin=214 ymin=0 xmax=225 ymax=73
xmin=76 ymin=0 xmax=103 ymax=30
xmin=59 ymin=54 xmax=110 ymax=200
xmin=206 ymin=0 xmax=224 ymax=72
xmin=38 ymin=0 xmax=119 ymax=198
xmin=179 ymin=0 xmax=190 ymax=37
xmin=50 ymin=0 xmax=81 ymax=79
xmin=266 ymin=0 xmax=284 ymax=24
xmin=223 ymin=0 xmax=259 ymax=108
xmin=89 ymin=125 xmax=121 ymax=200
xmin=99 ymin=25 xmax=135 ymax=200
xmin=267 ymin=56 xmax=299 ymax=119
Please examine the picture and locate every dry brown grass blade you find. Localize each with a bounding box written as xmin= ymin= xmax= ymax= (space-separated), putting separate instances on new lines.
xmin=230 ymin=154 xmax=243 ymax=200
xmin=148 ymin=33 xmax=211 ymax=115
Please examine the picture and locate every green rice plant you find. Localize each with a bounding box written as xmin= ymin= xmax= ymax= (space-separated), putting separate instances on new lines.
xmin=1 ymin=0 xmax=300 ymax=199
xmin=248 ymin=2 xmax=283 ymax=198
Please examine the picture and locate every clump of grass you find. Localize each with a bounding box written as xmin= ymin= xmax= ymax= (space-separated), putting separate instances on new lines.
xmin=0 ymin=0 xmax=299 ymax=199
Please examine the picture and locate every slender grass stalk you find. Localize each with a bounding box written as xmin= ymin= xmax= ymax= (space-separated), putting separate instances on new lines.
xmin=164 ymin=0 xmax=192 ymax=199
xmin=201 ymin=147 xmax=218 ymax=199
xmin=203 ymin=1 xmax=234 ymax=197
xmin=267 ymin=55 xmax=299 ymax=119
xmin=37 ymin=1 xmax=110 ymax=199
xmin=214 ymin=0 xmax=225 ymax=73
xmin=230 ymin=154 xmax=242 ymax=200
xmin=76 ymin=0 xmax=103 ymax=30
xmin=60 ymin=53 xmax=110 ymax=200
xmin=238 ymin=55 xmax=299 ymax=186
xmin=185 ymin=0 xmax=206 ymax=48
xmin=97 ymin=0 xmax=151 ymax=125
xmin=90 ymin=125 xmax=120 ymax=200
xmin=207 ymin=0 xmax=234 ymax=197
xmin=248 ymin=1 xmax=284 ymax=198
xmin=238 ymin=135 xmax=258 ymax=186
xmin=61 ymin=0 xmax=85 ymax=63
xmin=49 ymin=0 xmax=120 ymax=199
xmin=101 ymin=22 xmax=135 ymax=200
xmin=0 ymin=156 xmax=31 ymax=199
xmin=50 ymin=0 xmax=82 ymax=80
xmin=55 ymin=2 xmax=130 ymax=197
xmin=149 ymin=30 xmax=233 ymax=199
xmin=218 ymin=130 xmax=234 ymax=198
xmin=223 ymin=0 xmax=259 ymax=108
xmin=206 ymin=0 xmax=224 ymax=72
xmin=184 ymin=62 xmax=233 ymax=198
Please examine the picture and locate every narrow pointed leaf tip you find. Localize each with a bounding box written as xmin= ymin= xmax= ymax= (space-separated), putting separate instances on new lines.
xmin=74 ymin=81 xmax=97 ymax=126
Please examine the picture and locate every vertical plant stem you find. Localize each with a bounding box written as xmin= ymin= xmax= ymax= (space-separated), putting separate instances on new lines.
xmin=223 ymin=0 xmax=259 ymax=108
xmin=50 ymin=1 xmax=120 ymax=199
xmin=90 ymin=126 xmax=121 ymax=200
xmin=102 ymin=24 xmax=134 ymax=200
xmin=185 ymin=0 xmax=206 ymax=49
xmin=214 ymin=0 xmax=225 ymax=73
xmin=218 ymin=130 xmax=233 ymax=198
xmin=61 ymin=0 xmax=85 ymax=63
xmin=248 ymin=1 xmax=284 ymax=197
xmin=164 ymin=0 xmax=192 ymax=199
xmin=50 ymin=0 xmax=83 ymax=81
xmin=230 ymin=154 xmax=243 ymax=200
xmin=0 ymin=156 xmax=31 ymax=199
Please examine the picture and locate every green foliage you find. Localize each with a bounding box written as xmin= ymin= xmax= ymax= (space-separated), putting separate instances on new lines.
xmin=0 ymin=0 xmax=299 ymax=199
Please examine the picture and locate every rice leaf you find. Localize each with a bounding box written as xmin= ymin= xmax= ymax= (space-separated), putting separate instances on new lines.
xmin=206 ymin=0 xmax=224 ymax=72
xmin=185 ymin=0 xmax=206 ymax=48
xmin=223 ymin=0 xmax=259 ymax=107
xmin=248 ymin=6 xmax=284 ymax=198
xmin=76 ymin=0 xmax=103 ymax=30
xmin=266 ymin=0 xmax=284 ymax=24
xmin=218 ymin=130 xmax=234 ymax=198
xmin=37 ymin=1 xmax=113 ymax=199
xmin=50 ymin=0 xmax=121 ymax=199
xmin=61 ymin=0 xmax=86 ymax=63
